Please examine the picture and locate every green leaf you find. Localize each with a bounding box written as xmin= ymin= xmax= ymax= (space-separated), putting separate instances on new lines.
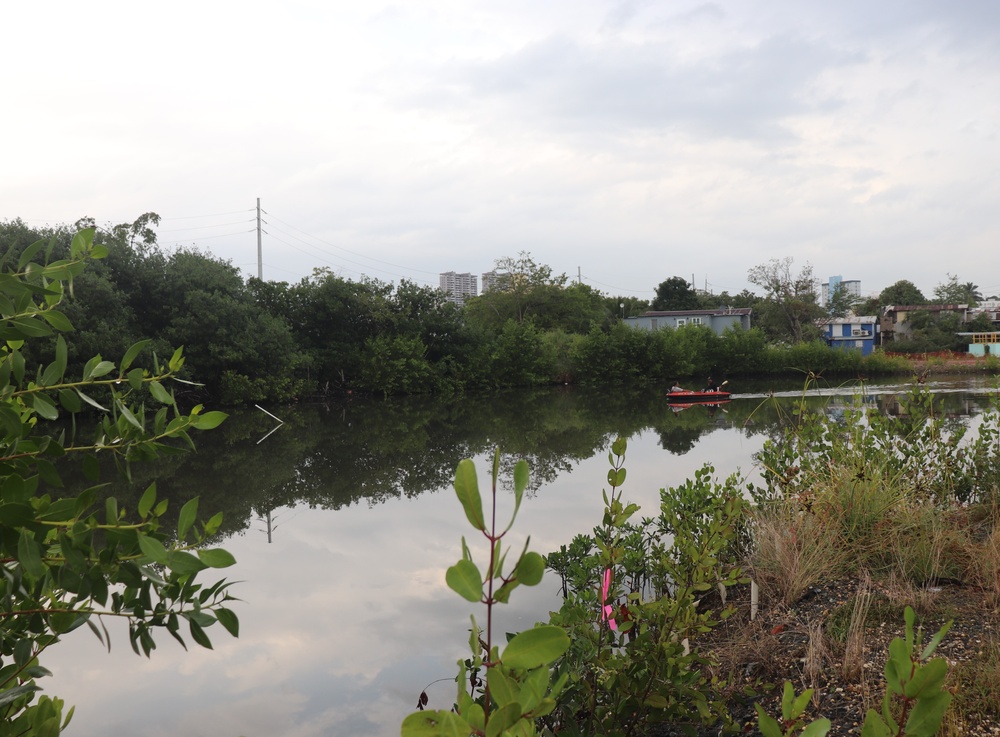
xmin=177 ymin=497 xmax=198 ymax=541
xmin=127 ymin=367 xmax=145 ymax=391
xmin=138 ymin=484 xmax=157 ymax=519
xmin=168 ymin=346 xmax=185 ymax=373
xmin=0 ymin=683 xmax=40 ymax=709
xmin=920 ymin=620 xmax=952 ymax=660
xmin=189 ymin=620 xmax=213 ymax=650
xmin=215 ymin=607 xmax=240 ymax=637
xmin=501 ymin=626 xmax=569 ymax=670
xmin=167 ymin=550 xmax=207 ymax=576
xmin=800 ymin=718 xmax=832 ymax=737
xmin=76 ymin=389 xmax=108 ymax=411
xmin=514 ymin=551 xmax=545 ymax=586
xmin=904 ymin=690 xmax=951 ymax=737
xmin=755 ymin=705 xmax=783 ymax=737
xmin=89 ymin=360 xmax=115 ymax=379
xmin=453 ymin=459 xmax=485 ymax=532
xmin=137 ymin=534 xmax=169 ymax=564
xmin=17 ymin=239 xmax=45 ymax=269
xmin=119 ymin=339 xmax=151 ymax=373
xmin=862 ymin=708 xmax=892 ymax=737
xmin=14 ymin=638 xmax=33 ymax=667
xmin=148 ymin=380 xmax=174 ymax=405
xmin=17 ymin=529 xmax=46 ymax=578
xmin=507 ymin=458 xmax=529 ymax=530
xmin=0 ymin=503 xmax=35 ymax=527
xmin=40 ymin=309 xmax=74 ymax=333
xmin=31 ymin=392 xmax=59 ymax=421
xmin=58 ymin=388 xmax=82 ymax=412
xmin=117 ymin=402 xmax=143 ymax=431
xmin=446 ymin=559 xmax=483 ymax=602
xmin=486 ymin=702 xmax=521 ymax=737
xmin=198 ymin=548 xmax=236 ymax=568
xmin=905 ymin=658 xmax=948 ymax=699
xmin=488 ymin=668 xmax=518 ymax=705
xmin=191 ymin=411 xmax=227 ymax=430
xmin=611 ymin=436 xmax=627 ymax=456
xmin=400 ymin=710 xmax=471 ymax=737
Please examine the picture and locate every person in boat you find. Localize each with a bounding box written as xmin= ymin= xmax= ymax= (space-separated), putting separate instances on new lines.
xmin=670 ymin=382 xmax=686 ymax=393
xmin=705 ymin=376 xmax=717 ymax=392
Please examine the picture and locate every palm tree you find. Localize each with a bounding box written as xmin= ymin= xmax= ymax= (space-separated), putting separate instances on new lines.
xmin=962 ymin=282 xmax=983 ymax=305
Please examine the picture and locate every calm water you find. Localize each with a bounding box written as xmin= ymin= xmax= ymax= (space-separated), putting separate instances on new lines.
xmin=43 ymin=376 xmax=998 ymax=737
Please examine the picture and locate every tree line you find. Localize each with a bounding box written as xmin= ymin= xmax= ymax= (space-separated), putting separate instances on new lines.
xmin=1 ymin=216 xmax=987 ymax=404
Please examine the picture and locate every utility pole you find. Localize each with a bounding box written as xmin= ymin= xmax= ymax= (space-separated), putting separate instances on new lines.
xmin=256 ymin=197 xmax=263 ymax=280
xmin=578 ymin=266 xmax=582 ymax=285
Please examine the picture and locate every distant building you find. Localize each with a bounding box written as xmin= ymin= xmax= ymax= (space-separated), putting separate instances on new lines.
xmin=820 ymin=276 xmax=861 ymax=308
xmin=439 ymin=272 xmax=477 ymax=305
xmin=624 ymin=308 xmax=752 ymax=335
xmin=881 ymin=304 xmax=970 ymax=342
xmin=818 ymin=316 xmax=880 ymax=356
xmin=480 ymin=270 xmax=499 ymax=293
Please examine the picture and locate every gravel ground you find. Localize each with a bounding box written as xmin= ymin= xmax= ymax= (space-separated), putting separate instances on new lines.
xmin=700 ymin=578 xmax=1000 ymax=736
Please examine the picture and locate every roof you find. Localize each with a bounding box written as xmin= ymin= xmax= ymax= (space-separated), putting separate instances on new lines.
xmin=636 ymin=308 xmax=752 ymax=317
xmin=817 ymin=316 xmax=879 ymax=325
xmin=884 ymin=304 xmax=968 ymax=312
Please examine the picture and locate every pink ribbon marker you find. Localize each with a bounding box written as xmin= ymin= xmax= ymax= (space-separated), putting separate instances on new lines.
xmin=600 ymin=568 xmax=618 ymax=631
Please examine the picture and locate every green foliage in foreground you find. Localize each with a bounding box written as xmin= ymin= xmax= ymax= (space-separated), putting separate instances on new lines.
xmin=402 ymin=450 xmax=569 ymax=737
xmin=1 ymin=230 xmax=238 ymax=734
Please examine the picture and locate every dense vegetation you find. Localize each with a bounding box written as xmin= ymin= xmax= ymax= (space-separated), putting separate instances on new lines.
xmin=2 ymin=217 xmax=992 ymax=405
xmin=407 ymin=383 xmax=1000 ymax=736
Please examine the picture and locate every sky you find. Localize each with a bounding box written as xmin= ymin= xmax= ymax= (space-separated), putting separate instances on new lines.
xmin=4 ymin=1 xmax=1000 ymax=301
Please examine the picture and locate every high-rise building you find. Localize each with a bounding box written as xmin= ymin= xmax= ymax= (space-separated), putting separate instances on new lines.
xmin=439 ymin=271 xmax=478 ymax=305
xmin=480 ymin=270 xmax=498 ymax=293
xmin=820 ymin=276 xmax=861 ymax=307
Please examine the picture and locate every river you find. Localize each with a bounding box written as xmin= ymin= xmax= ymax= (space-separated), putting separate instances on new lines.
xmin=42 ymin=375 xmax=998 ymax=737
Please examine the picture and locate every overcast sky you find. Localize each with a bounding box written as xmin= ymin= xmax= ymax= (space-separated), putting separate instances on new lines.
xmin=4 ymin=1 xmax=999 ymax=300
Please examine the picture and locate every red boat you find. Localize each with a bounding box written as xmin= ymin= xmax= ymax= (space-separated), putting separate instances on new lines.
xmin=665 ymin=390 xmax=732 ymax=403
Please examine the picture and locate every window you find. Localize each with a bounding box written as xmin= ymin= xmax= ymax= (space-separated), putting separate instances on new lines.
xmin=676 ymin=318 xmax=687 ymax=327
xmin=691 ymin=317 xmax=703 ymax=325
xmin=650 ymin=319 xmax=658 ymax=330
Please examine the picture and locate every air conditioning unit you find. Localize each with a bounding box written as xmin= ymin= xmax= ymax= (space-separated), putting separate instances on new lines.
xmin=852 ymin=329 xmax=870 ymax=337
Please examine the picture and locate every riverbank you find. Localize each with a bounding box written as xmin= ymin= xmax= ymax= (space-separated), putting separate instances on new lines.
xmin=890 ymin=350 xmax=1000 ymax=376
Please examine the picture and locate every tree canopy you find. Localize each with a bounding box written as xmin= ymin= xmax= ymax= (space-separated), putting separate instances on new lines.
xmin=746 ymin=258 xmax=824 ymax=343
xmin=879 ymin=279 xmax=927 ymax=306
xmin=651 ymin=277 xmax=700 ymax=311
xmin=933 ymin=274 xmax=981 ymax=306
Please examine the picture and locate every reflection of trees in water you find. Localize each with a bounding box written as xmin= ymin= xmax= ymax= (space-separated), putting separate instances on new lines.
xmin=53 ymin=381 xmax=994 ymax=543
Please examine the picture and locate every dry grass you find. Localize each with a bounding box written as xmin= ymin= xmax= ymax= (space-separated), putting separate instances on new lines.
xmin=968 ymin=523 xmax=1000 ymax=604
xmin=841 ymin=577 xmax=873 ymax=683
xmin=803 ymin=619 xmax=828 ymax=708
xmin=748 ymin=506 xmax=848 ymax=606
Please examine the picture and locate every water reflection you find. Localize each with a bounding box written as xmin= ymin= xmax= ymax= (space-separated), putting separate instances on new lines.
xmin=41 ymin=377 xmax=998 ymax=736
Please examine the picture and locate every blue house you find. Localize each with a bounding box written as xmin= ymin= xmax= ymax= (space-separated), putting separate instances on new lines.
xmin=624 ymin=308 xmax=752 ymax=336
xmin=819 ymin=316 xmax=880 ymax=356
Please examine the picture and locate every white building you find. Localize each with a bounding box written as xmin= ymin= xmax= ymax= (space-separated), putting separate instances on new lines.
xmin=439 ymin=271 xmax=477 ymax=305
xmin=820 ymin=276 xmax=861 ymax=307
xmin=480 ymin=270 xmax=499 ymax=293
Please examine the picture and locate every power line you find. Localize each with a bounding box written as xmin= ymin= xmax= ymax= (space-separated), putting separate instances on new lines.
xmin=160 ymin=209 xmax=254 ymax=221
xmin=579 ymin=274 xmax=652 ymax=296
xmin=262 ymin=209 xmax=440 ymax=278
xmin=158 ymin=219 xmax=254 ymax=233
